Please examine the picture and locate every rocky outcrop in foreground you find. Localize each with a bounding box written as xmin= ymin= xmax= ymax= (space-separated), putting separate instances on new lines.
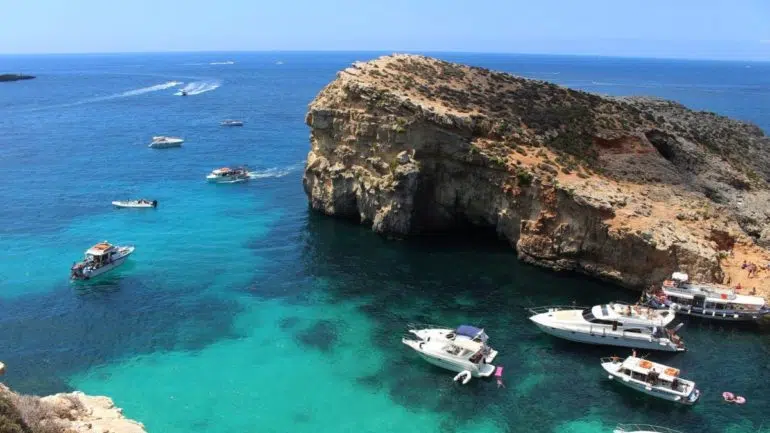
xmin=0 ymin=383 xmax=146 ymax=433
xmin=303 ymin=54 xmax=770 ymax=291
xmin=0 ymin=74 xmax=35 ymax=82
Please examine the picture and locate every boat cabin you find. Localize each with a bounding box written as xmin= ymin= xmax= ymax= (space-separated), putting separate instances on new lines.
xmin=617 ymin=357 xmax=686 ymax=392
xmin=583 ymin=303 xmax=675 ymax=327
xmin=84 ymin=242 xmax=119 ymax=268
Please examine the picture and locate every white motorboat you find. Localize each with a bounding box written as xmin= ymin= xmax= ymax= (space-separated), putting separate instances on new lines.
xmin=70 ymin=241 xmax=135 ymax=281
xmin=206 ymin=166 xmax=250 ymax=183
xmin=220 ymin=119 xmax=244 ymax=127
xmin=614 ymin=424 xmax=683 ymax=433
xmin=645 ymin=272 xmax=770 ymax=321
xmin=112 ymin=199 xmax=157 ymax=209
xmin=149 ymin=136 xmax=184 ymax=149
xmin=529 ymin=303 xmax=685 ymax=352
xmin=601 ymin=356 xmax=700 ymax=405
xmin=402 ymin=325 xmax=497 ymax=378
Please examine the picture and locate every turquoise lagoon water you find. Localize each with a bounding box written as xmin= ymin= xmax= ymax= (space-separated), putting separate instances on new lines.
xmin=1 ymin=52 xmax=770 ymax=433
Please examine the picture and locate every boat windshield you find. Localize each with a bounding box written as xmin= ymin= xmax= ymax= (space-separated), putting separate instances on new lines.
xmin=582 ymin=308 xmax=596 ymax=321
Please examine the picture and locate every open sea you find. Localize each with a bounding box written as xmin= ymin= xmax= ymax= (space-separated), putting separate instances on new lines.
xmin=1 ymin=52 xmax=770 ymax=433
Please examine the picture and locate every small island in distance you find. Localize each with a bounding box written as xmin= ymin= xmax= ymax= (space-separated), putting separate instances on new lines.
xmin=0 ymin=73 xmax=36 ymax=82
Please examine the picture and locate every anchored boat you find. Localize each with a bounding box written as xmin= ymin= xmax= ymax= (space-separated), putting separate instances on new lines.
xmin=529 ymin=303 xmax=685 ymax=352
xmin=645 ymin=272 xmax=770 ymax=321
xmin=220 ymin=119 xmax=244 ymax=127
xmin=601 ymin=355 xmax=700 ymax=405
xmin=70 ymin=241 xmax=134 ymax=280
xmin=402 ymin=324 xmax=498 ymax=378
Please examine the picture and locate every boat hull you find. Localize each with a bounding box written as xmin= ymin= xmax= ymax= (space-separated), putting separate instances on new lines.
xmin=649 ymin=300 xmax=769 ymax=322
xmin=602 ymin=362 xmax=699 ymax=405
xmin=206 ymin=175 xmax=249 ymax=183
xmin=148 ymin=142 xmax=182 ymax=149
xmin=403 ymin=339 xmax=495 ymax=378
xmin=532 ymin=321 xmax=683 ymax=352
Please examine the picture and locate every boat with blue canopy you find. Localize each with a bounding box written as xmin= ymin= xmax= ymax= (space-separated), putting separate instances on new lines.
xmin=402 ymin=323 xmax=498 ymax=378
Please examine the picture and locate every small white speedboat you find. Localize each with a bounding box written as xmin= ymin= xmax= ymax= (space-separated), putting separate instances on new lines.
xmin=402 ymin=324 xmax=498 ymax=378
xmin=112 ymin=199 xmax=157 ymax=209
xmin=149 ymin=136 xmax=184 ymax=148
xmin=220 ymin=120 xmax=244 ymax=127
xmin=601 ymin=356 xmax=700 ymax=405
xmin=206 ymin=166 xmax=250 ymax=183
xmin=70 ymin=241 xmax=135 ymax=281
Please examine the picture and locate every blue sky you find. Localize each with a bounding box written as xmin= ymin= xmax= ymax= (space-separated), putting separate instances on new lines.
xmin=1 ymin=0 xmax=769 ymax=59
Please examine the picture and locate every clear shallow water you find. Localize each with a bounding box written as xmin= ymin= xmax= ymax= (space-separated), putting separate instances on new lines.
xmin=1 ymin=52 xmax=769 ymax=433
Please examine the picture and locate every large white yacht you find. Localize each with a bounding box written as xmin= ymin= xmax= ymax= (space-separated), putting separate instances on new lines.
xmin=529 ymin=303 xmax=685 ymax=352
xmin=402 ymin=325 xmax=497 ymax=378
xmin=70 ymin=241 xmax=134 ymax=280
xmin=645 ymin=272 xmax=770 ymax=321
xmin=601 ymin=355 xmax=700 ymax=405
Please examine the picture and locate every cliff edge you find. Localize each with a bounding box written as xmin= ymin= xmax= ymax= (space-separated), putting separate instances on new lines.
xmin=303 ymin=54 xmax=770 ymax=291
xmin=0 ymin=383 xmax=146 ymax=433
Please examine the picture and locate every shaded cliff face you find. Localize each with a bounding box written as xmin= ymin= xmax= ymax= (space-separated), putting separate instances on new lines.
xmin=303 ymin=54 xmax=770 ymax=289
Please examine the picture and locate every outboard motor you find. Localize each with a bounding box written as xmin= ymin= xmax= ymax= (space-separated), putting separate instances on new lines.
xmin=152 ymin=200 xmax=158 ymax=207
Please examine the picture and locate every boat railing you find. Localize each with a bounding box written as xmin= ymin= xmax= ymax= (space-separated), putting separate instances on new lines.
xmin=615 ymin=424 xmax=682 ymax=433
xmin=664 ymin=283 xmax=737 ymax=300
xmin=600 ymin=356 xmax=623 ymax=364
xmin=527 ymin=305 xmax=588 ymax=315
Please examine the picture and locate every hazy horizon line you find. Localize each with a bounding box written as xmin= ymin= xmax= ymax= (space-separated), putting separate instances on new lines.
xmin=0 ymin=48 xmax=768 ymax=64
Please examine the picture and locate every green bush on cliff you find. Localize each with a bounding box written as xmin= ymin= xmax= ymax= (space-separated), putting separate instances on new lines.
xmin=516 ymin=168 xmax=533 ymax=186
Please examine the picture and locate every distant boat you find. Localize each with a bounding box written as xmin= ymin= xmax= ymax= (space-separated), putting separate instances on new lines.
xmin=220 ymin=120 xmax=244 ymax=127
xmin=180 ymin=90 xmax=188 ymax=96
xmin=149 ymin=136 xmax=184 ymax=149
xmin=206 ymin=166 xmax=250 ymax=183
xmin=112 ymin=199 xmax=157 ymax=209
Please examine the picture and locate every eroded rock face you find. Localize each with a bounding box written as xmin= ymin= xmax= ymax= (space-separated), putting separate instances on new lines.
xmin=0 ymin=383 xmax=147 ymax=433
xmin=303 ymin=54 xmax=770 ymax=289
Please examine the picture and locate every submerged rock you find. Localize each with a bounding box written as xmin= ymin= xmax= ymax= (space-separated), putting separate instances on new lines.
xmin=303 ymin=54 xmax=770 ymax=290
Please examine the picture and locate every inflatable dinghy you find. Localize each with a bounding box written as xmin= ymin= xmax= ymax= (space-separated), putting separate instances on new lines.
xmin=453 ymin=370 xmax=472 ymax=385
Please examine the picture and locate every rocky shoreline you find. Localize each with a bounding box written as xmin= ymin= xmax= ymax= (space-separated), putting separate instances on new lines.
xmin=303 ymin=54 xmax=770 ymax=292
xmin=0 ymin=382 xmax=146 ymax=433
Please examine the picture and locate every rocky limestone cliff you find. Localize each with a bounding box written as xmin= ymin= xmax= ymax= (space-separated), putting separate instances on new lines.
xmin=0 ymin=383 xmax=146 ymax=433
xmin=303 ymin=54 xmax=770 ymax=291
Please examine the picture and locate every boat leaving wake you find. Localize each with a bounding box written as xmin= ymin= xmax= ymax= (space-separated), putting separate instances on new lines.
xmin=175 ymin=81 xmax=221 ymax=96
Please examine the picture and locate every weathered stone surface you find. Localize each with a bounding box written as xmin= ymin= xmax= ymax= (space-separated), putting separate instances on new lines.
xmin=303 ymin=54 xmax=770 ymax=290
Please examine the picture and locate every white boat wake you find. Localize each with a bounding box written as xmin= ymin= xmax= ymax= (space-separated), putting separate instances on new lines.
xmin=175 ymin=81 xmax=221 ymax=96
xmin=121 ymin=81 xmax=181 ymax=96
xmin=20 ymin=81 xmax=182 ymax=112
xmin=248 ymin=164 xmax=302 ymax=179
xmin=210 ymin=61 xmax=235 ymax=65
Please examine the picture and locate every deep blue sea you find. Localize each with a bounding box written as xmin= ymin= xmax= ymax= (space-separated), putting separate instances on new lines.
xmin=1 ymin=52 xmax=769 ymax=433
